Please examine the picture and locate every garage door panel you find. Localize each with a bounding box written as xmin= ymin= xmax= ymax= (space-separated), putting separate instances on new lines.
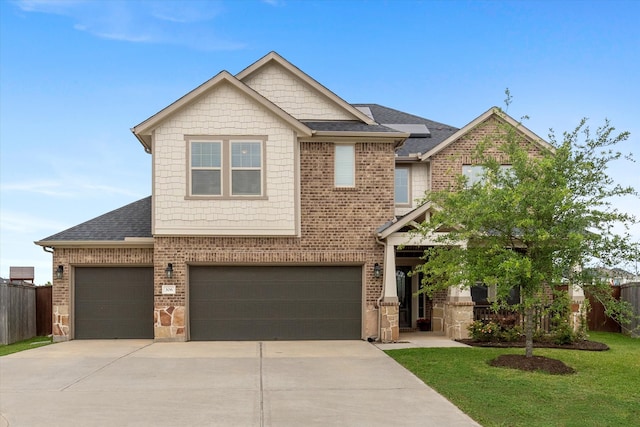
xmin=190 ymin=266 xmax=362 ymax=340
xmin=192 ymin=319 xmax=361 ymax=341
xmin=75 ymin=267 xmax=153 ymax=339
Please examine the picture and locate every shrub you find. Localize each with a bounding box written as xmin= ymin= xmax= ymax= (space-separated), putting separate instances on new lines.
xmin=500 ymin=325 xmax=524 ymax=342
xmin=468 ymin=320 xmax=501 ymax=342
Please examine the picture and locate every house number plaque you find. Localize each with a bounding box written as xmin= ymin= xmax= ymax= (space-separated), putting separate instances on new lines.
xmin=162 ymin=285 xmax=176 ymax=295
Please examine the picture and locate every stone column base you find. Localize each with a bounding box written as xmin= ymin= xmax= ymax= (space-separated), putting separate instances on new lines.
xmin=379 ymin=301 xmax=399 ymax=343
xmin=52 ymin=305 xmax=70 ymax=341
xmin=570 ymin=298 xmax=586 ymax=333
xmin=154 ymin=306 xmax=186 ymax=341
xmin=444 ymin=301 xmax=475 ymax=340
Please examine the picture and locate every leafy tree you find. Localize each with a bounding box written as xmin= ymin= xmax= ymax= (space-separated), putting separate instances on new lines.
xmin=414 ymin=105 xmax=637 ymax=358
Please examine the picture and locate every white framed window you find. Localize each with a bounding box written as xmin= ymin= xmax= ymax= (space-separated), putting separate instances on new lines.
xmin=335 ymin=144 xmax=355 ymax=187
xmin=188 ymin=137 xmax=265 ymax=197
xmin=191 ymin=141 xmax=222 ymax=195
xmin=394 ymin=166 xmax=411 ymax=205
xmin=231 ymin=141 xmax=262 ymax=196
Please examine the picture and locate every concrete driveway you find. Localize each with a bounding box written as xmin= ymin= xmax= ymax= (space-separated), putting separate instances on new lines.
xmin=0 ymin=340 xmax=479 ymax=427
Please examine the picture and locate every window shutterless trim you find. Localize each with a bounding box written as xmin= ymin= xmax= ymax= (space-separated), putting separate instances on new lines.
xmin=394 ymin=165 xmax=412 ymax=207
xmin=185 ymin=135 xmax=267 ymax=199
xmin=334 ymin=144 xmax=355 ymax=188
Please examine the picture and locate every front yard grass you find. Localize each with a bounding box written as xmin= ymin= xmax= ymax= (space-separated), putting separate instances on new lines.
xmin=0 ymin=336 xmax=53 ymax=356
xmin=386 ymin=332 xmax=640 ymax=427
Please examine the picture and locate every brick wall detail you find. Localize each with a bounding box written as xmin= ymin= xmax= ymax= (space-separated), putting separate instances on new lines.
xmin=430 ymin=115 xmax=544 ymax=192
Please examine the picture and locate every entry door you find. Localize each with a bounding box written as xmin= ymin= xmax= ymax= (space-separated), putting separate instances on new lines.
xmin=396 ymin=267 xmax=412 ymax=328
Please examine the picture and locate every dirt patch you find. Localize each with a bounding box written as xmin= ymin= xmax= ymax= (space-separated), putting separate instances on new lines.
xmin=489 ymin=354 xmax=576 ymax=375
xmin=457 ymin=339 xmax=609 ymax=351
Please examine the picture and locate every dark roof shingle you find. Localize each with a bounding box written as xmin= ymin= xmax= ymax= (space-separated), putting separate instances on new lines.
xmin=39 ymin=196 xmax=151 ymax=242
xmin=353 ymin=104 xmax=458 ymax=156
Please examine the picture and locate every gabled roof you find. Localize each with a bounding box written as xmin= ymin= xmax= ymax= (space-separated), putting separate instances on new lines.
xmin=376 ymin=202 xmax=437 ymax=238
xmin=236 ymin=51 xmax=376 ymax=125
xmin=420 ymin=107 xmax=554 ymax=161
xmin=354 ymin=104 xmax=458 ymax=157
xmin=131 ymin=70 xmax=313 ymax=152
xmin=35 ymin=197 xmax=152 ymax=245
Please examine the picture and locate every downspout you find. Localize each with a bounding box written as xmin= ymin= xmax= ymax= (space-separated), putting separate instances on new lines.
xmin=42 ymin=246 xmax=54 ymax=254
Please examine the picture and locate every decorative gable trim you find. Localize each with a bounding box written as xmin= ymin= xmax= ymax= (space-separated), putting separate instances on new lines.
xmin=419 ymin=107 xmax=554 ymax=161
xmin=377 ymin=201 xmax=437 ymax=239
xmin=131 ymin=70 xmax=312 ymax=152
xmin=236 ymin=51 xmax=376 ymax=125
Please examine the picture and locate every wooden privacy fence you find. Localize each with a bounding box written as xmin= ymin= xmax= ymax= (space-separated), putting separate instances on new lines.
xmin=0 ymin=282 xmax=36 ymax=345
xmin=36 ymin=286 xmax=52 ymax=337
xmin=0 ymin=284 xmax=52 ymax=345
xmin=621 ymin=282 xmax=640 ymax=338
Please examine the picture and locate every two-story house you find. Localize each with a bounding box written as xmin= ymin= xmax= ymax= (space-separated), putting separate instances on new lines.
xmin=36 ymin=52 xmax=550 ymax=343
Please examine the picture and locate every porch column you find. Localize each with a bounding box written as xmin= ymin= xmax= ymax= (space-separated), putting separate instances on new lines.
xmin=444 ymin=285 xmax=474 ymax=339
xmin=379 ymin=243 xmax=399 ymax=343
xmin=568 ymin=283 xmax=586 ymax=332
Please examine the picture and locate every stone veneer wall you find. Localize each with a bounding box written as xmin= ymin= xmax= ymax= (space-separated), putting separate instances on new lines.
xmin=444 ymin=301 xmax=474 ymax=339
xmin=50 ymin=247 xmax=154 ymax=341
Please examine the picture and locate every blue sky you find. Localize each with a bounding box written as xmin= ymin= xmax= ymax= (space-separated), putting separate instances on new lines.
xmin=1 ymin=0 xmax=638 ymax=284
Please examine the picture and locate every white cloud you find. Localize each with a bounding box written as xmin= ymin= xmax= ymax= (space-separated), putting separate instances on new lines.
xmin=13 ymin=0 xmax=245 ymax=50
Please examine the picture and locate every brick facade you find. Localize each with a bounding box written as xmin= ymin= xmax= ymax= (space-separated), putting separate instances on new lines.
xmin=51 ymin=141 xmax=395 ymax=341
xmin=430 ymin=116 xmax=544 ymax=191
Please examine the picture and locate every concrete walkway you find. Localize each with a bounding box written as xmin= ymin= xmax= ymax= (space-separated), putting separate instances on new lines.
xmin=0 ymin=340 xmax=479 ymax=427
xmin=375 ymin=332 xmax=472 ymax=350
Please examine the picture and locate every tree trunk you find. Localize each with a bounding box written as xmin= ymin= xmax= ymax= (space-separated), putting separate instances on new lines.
xmin=524 ymin=306 xmax=534 ymax=358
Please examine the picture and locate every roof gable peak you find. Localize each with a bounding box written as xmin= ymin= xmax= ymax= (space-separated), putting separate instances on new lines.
xmin=420 ymin=107 xmax=554 ymax=161
xmin=236 ymin=51 xmax=376 ymax=125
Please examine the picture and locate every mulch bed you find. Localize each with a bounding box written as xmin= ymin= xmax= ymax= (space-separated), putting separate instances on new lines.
xmin=456 ymin=339 xmax=609 ymax=375
xmin=456 ymin=338 xmax=609 ymax=351
xmin=489 ymin=354 xmax=576 ymax=375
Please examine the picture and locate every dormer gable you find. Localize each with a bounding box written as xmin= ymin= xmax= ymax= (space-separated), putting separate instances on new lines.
xmin=237 ymin=51 xmax=376 ymax=124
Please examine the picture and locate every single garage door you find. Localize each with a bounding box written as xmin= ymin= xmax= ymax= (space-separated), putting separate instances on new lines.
xmin=75 ymin=267 xmax=154 ymax=339
xmin=190 ymin=266 xmax=362 ymax=340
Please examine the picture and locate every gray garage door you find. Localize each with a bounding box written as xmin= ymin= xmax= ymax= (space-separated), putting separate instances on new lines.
xmin=75 ymin=267 xmax=154 ymax=339
xmin=189 ymin=266 xmax=362 ymax=340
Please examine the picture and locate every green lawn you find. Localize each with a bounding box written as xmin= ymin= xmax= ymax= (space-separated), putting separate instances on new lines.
xmin=0 ymin=336 xmax=53 ymax=356
xmin=386 ymin=332 xmax=640 ymax=427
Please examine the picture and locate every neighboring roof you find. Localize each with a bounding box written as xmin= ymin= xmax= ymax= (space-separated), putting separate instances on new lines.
xmin=420 ymin=106 xmax=554 ymax=161
xmin=353 ymin=104 xmax=458 ymax=156
xmin=36 ymin=197 xmax=152 ymax=244
xmin=131 ymin=70 xmax=313 ymax=152
xmin=236 ymin=51 xmax=376 ymax=125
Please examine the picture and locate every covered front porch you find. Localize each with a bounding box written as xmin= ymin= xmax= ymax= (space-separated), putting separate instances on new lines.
xmin=376 ymin=203 xmax=475 ymax=343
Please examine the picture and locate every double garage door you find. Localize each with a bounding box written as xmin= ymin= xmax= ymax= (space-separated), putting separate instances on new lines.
xmin=189 ymin=266 xmax=362 ymax=340
xmin=74 ymin=266 xmax=362 ymax=340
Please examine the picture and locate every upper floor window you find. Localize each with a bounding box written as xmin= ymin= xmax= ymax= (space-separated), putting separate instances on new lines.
xmin=188 ymin=137 xmax=264 ymax=197
xmin=191 ymin=141 xmax=222 ymax=195
xmin=335 ymin=144 xmax=355 ymax=187
xmin=462 ymin=165 xmax=512 ymax=187
xmin=394 ymin=166 xmax=410 ymax=205
xmin=231 ymin=142 xmax=262 ymax=195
